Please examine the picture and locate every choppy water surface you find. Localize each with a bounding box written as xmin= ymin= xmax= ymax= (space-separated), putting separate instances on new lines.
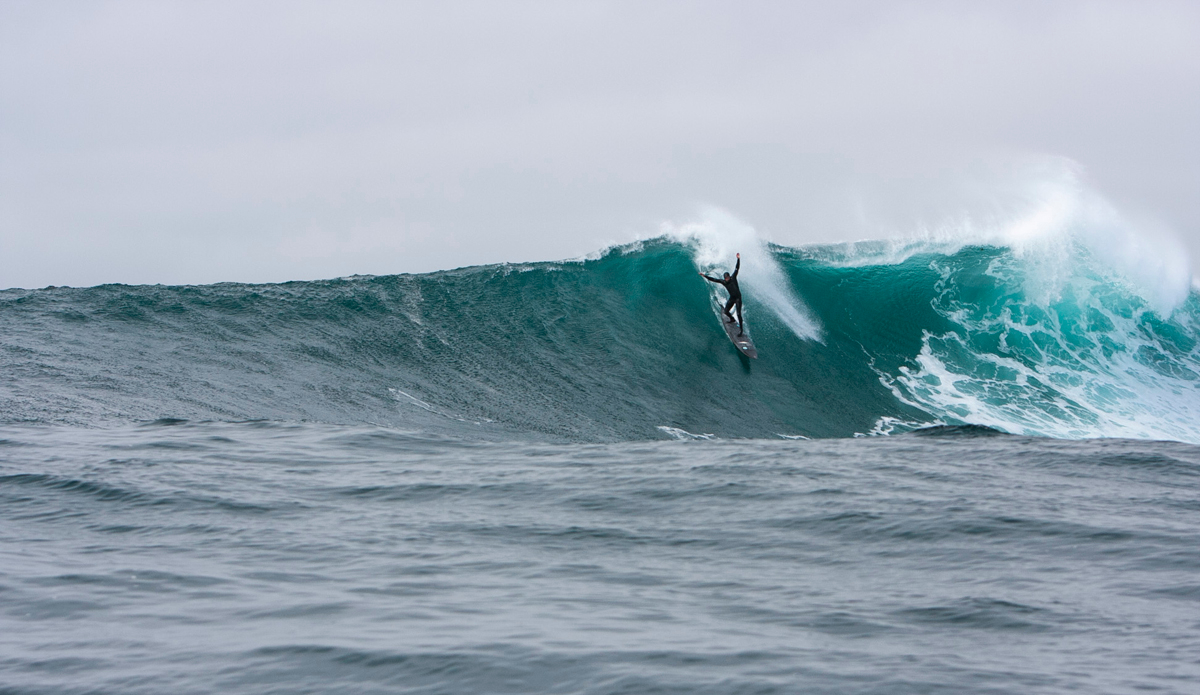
xmin=3 ymin=421 xmax=1198 ymax=694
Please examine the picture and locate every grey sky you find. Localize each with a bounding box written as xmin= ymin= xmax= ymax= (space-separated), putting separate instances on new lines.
xmin=1 ymin=0 xmax=1197 ymax=288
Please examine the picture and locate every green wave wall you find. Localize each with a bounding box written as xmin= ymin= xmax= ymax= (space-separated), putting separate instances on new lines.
xmin=2 ymin=238 xmax=1198 ymax=441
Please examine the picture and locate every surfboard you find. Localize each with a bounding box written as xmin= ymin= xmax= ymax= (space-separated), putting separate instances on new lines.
xmin=720 ymin=311 xmax=758 ymax=358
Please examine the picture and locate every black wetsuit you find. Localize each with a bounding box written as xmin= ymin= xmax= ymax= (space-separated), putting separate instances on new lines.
xmin=701 ymin=258 xmax=743 ymax=335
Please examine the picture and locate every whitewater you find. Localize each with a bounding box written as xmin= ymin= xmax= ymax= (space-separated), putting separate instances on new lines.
xmin=3 ymin=210 xmax=1200 ymax=693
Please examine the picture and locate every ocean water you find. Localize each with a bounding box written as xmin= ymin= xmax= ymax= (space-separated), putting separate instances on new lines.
xmin=3 ymin=236 xmax=1200 ymax=693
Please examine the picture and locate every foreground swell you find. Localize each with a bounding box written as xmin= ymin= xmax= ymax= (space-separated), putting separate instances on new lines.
xmin=2 ymin=237 xmax=1199 ymax=441
xmin=2 ymin=421 xmax=1198 ymax=694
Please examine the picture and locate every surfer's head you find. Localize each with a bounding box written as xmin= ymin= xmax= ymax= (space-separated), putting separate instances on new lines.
xmin=723 ymin=272 xmax=730 ymax=280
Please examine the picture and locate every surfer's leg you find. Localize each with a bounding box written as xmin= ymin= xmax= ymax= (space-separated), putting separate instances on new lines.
xmin=735 ymin=299 xmax=744 ymax=335
xmin=723 ymin=296 xmax=736 ymax=319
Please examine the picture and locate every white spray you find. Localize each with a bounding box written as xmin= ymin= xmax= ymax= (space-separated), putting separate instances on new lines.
xmin=665 ymin=207 xmax=823 ymax=342
xmin=831 ymin=160 xmax=1192 ymax=316
xmin=1002 ymin=172 xmax=1192 ymax=316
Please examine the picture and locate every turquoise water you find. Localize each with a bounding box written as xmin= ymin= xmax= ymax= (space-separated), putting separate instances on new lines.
xmin=4 ymin=238 xmax=1198 ymax=440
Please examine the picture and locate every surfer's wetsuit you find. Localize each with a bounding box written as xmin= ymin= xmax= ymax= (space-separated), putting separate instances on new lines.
xmin=701 ymin=257 xmax=743 ymax=335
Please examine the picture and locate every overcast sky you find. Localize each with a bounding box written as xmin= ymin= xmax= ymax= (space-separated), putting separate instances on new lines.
xmin=1 ymin=0 xmax=1197 ymax=288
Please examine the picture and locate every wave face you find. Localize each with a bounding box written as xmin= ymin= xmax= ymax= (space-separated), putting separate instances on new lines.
xmin=3 ymin=238 xmax=1199 ymax=442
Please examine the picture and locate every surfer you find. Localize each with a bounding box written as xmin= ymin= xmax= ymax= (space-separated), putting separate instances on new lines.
xmin=700 ymin=253 xmax=743 ymax=335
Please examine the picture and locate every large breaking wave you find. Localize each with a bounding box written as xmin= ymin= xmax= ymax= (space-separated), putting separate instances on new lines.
xmin=3 ymin=225 xmax=1199 ymax=442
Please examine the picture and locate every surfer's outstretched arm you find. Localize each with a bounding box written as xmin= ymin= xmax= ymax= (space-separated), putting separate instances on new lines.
xmin=731 ymin=254 xmax=740 ymax=279
xmin=699 ymin=273 xmax=722 ymax=284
